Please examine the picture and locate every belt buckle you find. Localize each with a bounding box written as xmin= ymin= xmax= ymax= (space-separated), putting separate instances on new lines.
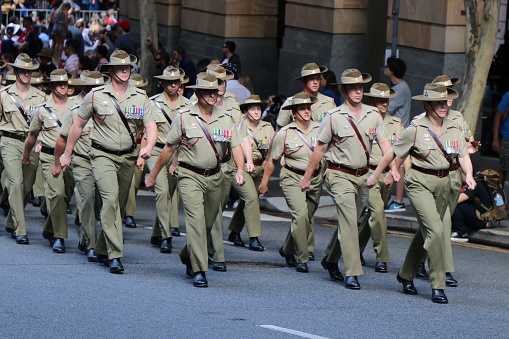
xmin=20 ymin=134 xmax=27 ymax=142
xmin=437 ymin=170 xmax=444 ymax=178
xmin=203 ymin=168 xmax=211 ymax=176
xmin=355 ymin=168 xmax=364 ymax=176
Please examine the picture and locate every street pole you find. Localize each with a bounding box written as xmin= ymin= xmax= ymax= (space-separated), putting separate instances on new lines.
xmin=138 ymin=0 xmax=158 ymax=96
xmin=391 ymin=0 xmax=400 ymax=57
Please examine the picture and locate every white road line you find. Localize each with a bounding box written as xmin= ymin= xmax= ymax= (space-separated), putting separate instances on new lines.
xmin=222 ymin=211 xmax=290 ymax=222
xmin=258 ymin=325 xmax=331 ymax=339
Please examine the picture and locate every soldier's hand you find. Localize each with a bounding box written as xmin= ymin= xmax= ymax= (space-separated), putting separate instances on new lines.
xmin=299 ymin=176 xmax=310 ymax=192
xmin=21 ymin=155 xmax=31 ymax=166
xmin=60 ymin=153 xmax=71 ymax=170
xmin=51 ymin=165 xmax=61 ymax=178
xmin=145 ymin=174 xmax=156 ymax=188
xmin=465 ymin=175 xmax=477 ymax=190
xmin=259 ymin=183 xmax=269 ymax=195
xmin=468 ymin=140 xmax=480 ymax=154
xmin=139 ymin=146 xmax=153 ymax=159
xmin=235 ymin=171 xmax=245 ymax=186
xmin=245 ymin=162 xmax=255 ymax=173
xmin=280 ymin=156 xmax=286 ymax=167
xmin=390 ymin=168 xmax=401 ymax=182
xmin=383 ymin=172 xmax=393 ymax=187
xmin=35 ymin=144 xmax=42 ymax=153
xmin=136 ymin=157 xmax=145 ymax=170
xmin=169 ymin=163 xmax=177 ymax=176
xmin=366 ymin=175 xmax=377 ymax=189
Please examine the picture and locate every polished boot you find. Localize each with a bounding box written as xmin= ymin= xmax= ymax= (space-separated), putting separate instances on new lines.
xmin=78 ymin=242 xmax=87 ymax=252
xmin=416 ymin=262 xmax=429 ymax=279
xmin=208 ymin=255 xmax=214 ymax=265
xmin=279 ymin=248 xmax=296 ymax=267
xmin=375 ymin=262 xmax=388 ymax=273
xmin=124 ymin=216 xmax=136 ymax=228
xmin=181 ymin=257 xmax=193 ymax=278
xmin=15 ymin=235 xmax=29 ymax=245
xmin=109 ymin=258 xmax=124 ymax=273
xmin=396 ymin=273 xmax=418 ymax=295
xmin=6 ymin=227 xmax=16 ymax=239
xmin=32 ymin=196 xmax=42 ymax=207
xmin=193 ymin=271 xmax=208 ymax=287
xmin=445 ymin=272 xmax=458 ymax=287
xmin=212 ymin=262 xmax=227 ymax=272
xmin=150 ymin=236 xmax=162 ymax=246
xmin=345 ymin=276 xmax=361 ymax=289
xmin=296 ymin=263 xmax=309 ymax=273
xmin=320 ymin=256 xmax=344 ymax=281
xmin=249 ymin=237 xmax=264 ymax=251
xmin=227 ymin=231 xmax=245 ymax=247
xmin=86 ymin=249 xmax=98 ymax=262
xmin=52 ymin=238 xmax=65 ymax=253
xmin=431 ymin=289 xmax=448 ymax=303
xmin=171 ymin=227 xmax=180 ymax=237
xmin=160 ymin=238 xmax=172 ymax=253
xmin=308 ymin=252 xmax=315 ymax=261
xmin=42 ymin=231 xmax=54 ymax=246
xmin=96 ymin=253 xmax=109 ymax=266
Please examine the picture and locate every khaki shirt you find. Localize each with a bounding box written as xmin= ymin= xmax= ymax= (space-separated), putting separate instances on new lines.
xmin=370 ymin=112 xmax=404 ymax=166
xmin=272 ymin=121 xmax=321 ymax=172
xmin=0 ymin=84 xmax=46 ymax=133
xmin=241 ymin=117 xmax=275 ymax=162
xmin=277 ymin=92 xmax=335 ymax=127
xmin=167 ymin=104 xmax=243 ymax=169
xmin=318 ymin=103 xmax=387 ymax=169
xmin=29 ymin=95 xmax=74 ymax=148
xmin=60 ymin=99 xmax=94 ymax=156
xmin=392 ymin=114 xmax=468 ymax=170
xmin=78 ymin=83 xmax=155 ymax=152
xmin=150 ymin=93 xmax=191 ymax=144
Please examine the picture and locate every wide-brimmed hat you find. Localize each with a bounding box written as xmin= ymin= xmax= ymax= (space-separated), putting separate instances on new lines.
xmin=239 ymin=95 xmax=269 ymax=111
xmin=45 ymin=69 xmax=72 ymax=83
xmin=332 ymin=68 xmax=372 ymax=85
xmin=0 ymin=60 xmax=6 ymax=69
xmin=69 ymin=70 xmax=110 ymax=86
xmin=129 ymin=73 xmax=148 ymax=87
xmin=2 ymin=70 xmax=15 ymax=84
xmin=30 ymin=72 xmax=44 ymax=85
xmin=103 ymin=50 xmax=137 ymax=67
xmin=181 ymin=75 xmax=189 ymax=84
xmin=8 ymin=53 xmax=39 ymax=70
xmin=431 ymin=75 xmax=461 ymax=88
xmin=37 ymin=47 xmax=54 ymax=59
xmin=206 ymin=64 xmax=234 ymax=81
xmin=412 ymin=83 xmax=459 ymax=101
xmin=187 ymin=73 xmax=225 ymax=90
xmin=364 ymin=83 xmax=396 ymax=99
xmin=281 ymin=92 xmax=318 ymax=111
xmin=154 ymin=66 xmax=186 ymax=81
xmin=293 ymin=63 xmax=328 ymax=81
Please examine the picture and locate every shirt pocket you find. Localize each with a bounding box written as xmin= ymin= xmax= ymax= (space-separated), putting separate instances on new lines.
xmin=43 ymin=116 xmax=59 ymax=131
xmin=181 ymin=128 xmax=202 ymax=146
xmin=412 ymin=143 xmax=435 ymax=159
xmin=2 ymin=102 xmax=20 ymax=122
xmin=284 ymin=140 xmax=304 ymax=155
xmin=92 ymin=101 xmax=115 ymax=122
xmin=333 ymin=129 xmax=355 ymax=144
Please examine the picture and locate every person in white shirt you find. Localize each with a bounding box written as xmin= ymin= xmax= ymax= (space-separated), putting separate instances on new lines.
xmin=224 ymin=63 xmax=250 ymax=104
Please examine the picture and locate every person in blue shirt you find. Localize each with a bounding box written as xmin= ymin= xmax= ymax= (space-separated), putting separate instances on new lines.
xmin=492 ymin=91 xmax=509 ymax=186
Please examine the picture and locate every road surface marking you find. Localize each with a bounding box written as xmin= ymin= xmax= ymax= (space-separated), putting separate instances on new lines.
xmin=222 ymin=211 xmax=290 ymax=222
xmin=258 ymin=325 xmax=331 ymax=339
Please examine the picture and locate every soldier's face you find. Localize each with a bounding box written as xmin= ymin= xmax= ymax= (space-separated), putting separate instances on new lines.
xmin=52 ymin=81 xmax=69 ymax=96
xmin=373 ymin=98 xmax=389 ymax=113
xmin=342 ymin=84 xmax=363 ymax=104
xmin=293 ymin=104 xmax=312 ymax=122
xmin=162 ymin=80 xmax=181 ymax=95
xmin=218 ymin=85 xmax=226 ymax=96
xmin=15 ymin=69 xmax=32 ymax=85
xmin=111 ymin=65 xmax=131 ymax=83
xmin=246 ymin=105 xmax=262 ymax=121
xmin=427 ymin=100 xmax=448 ymax=118
xmin=197 ymin=89 xmax=218 ymax=106
xmin=303 ymin=75 xmax=321 ymax=93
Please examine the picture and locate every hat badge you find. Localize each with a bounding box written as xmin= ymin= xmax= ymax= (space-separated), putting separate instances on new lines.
xmin=219 ymin=73 xmax=224 ymax=78
xmin=60 ymin=75 xmax=65 ymax=80
xmin=441 ymin=92 xmax=445 ymax=98
xmin=136 ymin=81 xmax=141 ymax=86
xmin=121 ymin=59 xmax=126 ymax=64
xmin=381 ymin=91 xmax=385 ymax=96
xmin=209 ymin=82 xmax=214 ymax=87
xmin=424 ymin=90 xmax=429 ymax=97
xmin=25 ymin=63 xmax=29 ymax=67
xmin=95 ymin=79 xmax=100 ymax=84
xmin=445 ymin=80 xmax=452 ymax=86
xmin=303 ymin=99 xmax=309 ymax=103
xmin=311 ymin=69 xmax=316 ymax=74
xmin=170 ymin=71 xmax=176 ymax=76
xmin=355 ymin=77 xmax=359 ymax=82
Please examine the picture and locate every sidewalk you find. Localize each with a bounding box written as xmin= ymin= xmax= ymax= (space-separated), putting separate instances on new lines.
xmin=259 ymin=156 xmax=509 ymax=250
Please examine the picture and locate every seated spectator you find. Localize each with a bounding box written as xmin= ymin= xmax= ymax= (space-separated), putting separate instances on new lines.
xmin=239 ymin=75 xmax=254 ymax=93
xmin=79 ymin=55 xmax=95 ymax=73
xmin=451 ymin=178 xmax=493 ymax=242
xmin=32 ymin=11 xmax=47 ymax=26
xmin=103 ymin=30 xmax=117 ymax=57
xmin=67 ymin=15 xmax=84 ymax=56
xmin=63 ymin=39 xmax=79 ymax=77
xmin=76 ymin=18 xmax=93 ymax=48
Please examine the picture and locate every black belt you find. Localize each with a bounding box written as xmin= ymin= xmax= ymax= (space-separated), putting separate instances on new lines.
xmin=91 ymin=142 xmax=134 ymax=156
xmin=449 ymin=163 xmax=459 ymax=171
xmin=40 ymin=146 xmax=54 ymax=155
xmin=179 ymin=162 xmax=221 ymax=177
xmin=368 ymin=164 xmax=390 ymax=173
xmin=411 ymin=164 xmax=449 ymax=178
xmin=284 ymin=164 xmax=320 ymax=178
xmin=248 ymin=158 xmax=264 ymax=167
xmin=155 ymin=142 xmax=166 ymax=149
xmin=221 ymin=153 xmax=231 ymax=164
xmin=327 ymin=162 xmax=369 ymax=177
xmin=72 ymin=151 xmax=90 ymax=160
xmin=2 ymin=131 xmax=28 ymax=141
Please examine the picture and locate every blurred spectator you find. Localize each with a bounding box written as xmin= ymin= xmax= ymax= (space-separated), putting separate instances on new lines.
xmin=88 ymin=13 xmax=102 ymax=41
xmin=32 ymin=11 xmax=47 ymax=26
xmin=14 ymin=16 xmax=42 ymax=58
xmin=105 ymin=8 xmax=117 ymax=26
xmin=1 ymin=0 xmax=16 ymax=19
xmin=76 ymin=18 xmax=94 ymax=50
xmin=221 ymin=40 xmax=241 ymax=72
xmin=172 ymin=46 xmax=196 ymax=98
xmin=196 ymin=58 xmax=211 ymax=72
xmin=94 ymin=44 xmax=108 ymax=71
xmin=64 ymin=39 xmax=79 ymax=77
xmin=37 ymin=47 xmax=57 ymax=77
xmin=68 ymin=0 xmax=81 ymax=13
xmin=50 ymin=1 xmax=70 ymax=60
xmin=68 ymin=15 xmax=84 ymax=56
xmin=224 ymin=63 xmax=250 ymax=104
xmin=115 ymin=20 xmax=135 ymax=55
xmin=1 ymin=53 xmax=15 ymax=77
xmin=89 ymin=0 xmax=100 ymax=11
xmin=155 ymin=51 xmax=170 ymax=73
xmin=15 ymin=0 xmax=29 ymax=16
xmin=80 ymin=0 xmax=93 ymax=11
xmin=1 ymin=25 xmax=17 ymax=56
xmin=239 ymin=75 xmax=253 ymax=93
xmin=36 ymin=25 xmax=50 ymax=48
xmin=102 ymin=30 xmax=116 ymax=57
xmin=79 ymin=54 xmax=95 ymax=72
xmin=320 ymin=70 xmax=341 ymax=106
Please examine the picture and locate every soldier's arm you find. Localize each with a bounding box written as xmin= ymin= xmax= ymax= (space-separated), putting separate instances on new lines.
xmin=21 ymin=131 xmax=39 ymax=166
xmin=377 ymin=137 xmax=400 ymax=180
xmin=139 ymin=121 xmax=157 ymax=159
xmin=259 ymin=158 xmax=276 ymax=195
xmin=232 ymin=145 xmax=246 ymax=186
xmin=60 ymin=116 xmax=87 ymax=169
xmin=145 ymin=143 xmax=178 ymax=188
xmin=300 ymin=141 xmax=327 ymax=191
xmin=51 ymin=135 xmax=67 ymax=177
xmin=492 ymin=109 xmax=504 ymax=153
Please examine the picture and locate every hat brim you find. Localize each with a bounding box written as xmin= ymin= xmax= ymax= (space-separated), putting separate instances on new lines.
xmin=103 ymin=55 xmax=138 ymax=66
xmin=130 ymin=79 xmax=148 ymax=87
xmin=240 ymin=100 xmax=269 ymax=112
xmin=0 ymin=61 xmax=6 ymax=69
xmin=47 ymin=73 xmax=72 ymax=83
xmin=448 ymin=78 xmax=461 ymax=87
xmin=281 ymin=97 xmax=318 ymax=111
xmin=181 ymin=75 xmax=189 ymax=84
xmin=70 ymin=75 xmax=111 ymax=86
xmin=292 ymin=66 xmax=328 ymax=81
xmin=8 ymin=61 xmax=40 ymax=71
xmin=187 ymin=78 xmax=226 ymax=89
xmin=412 ymin=88 xmax=459 ymax=101
xmin=364 ymin=88 xmax=397 ymax=99
xmin=331 ymin=73 xmax=372 ymax=85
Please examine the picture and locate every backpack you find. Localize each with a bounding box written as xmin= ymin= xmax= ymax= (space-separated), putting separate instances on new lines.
xmin=473 ymin=169 xmax=507 ymax=222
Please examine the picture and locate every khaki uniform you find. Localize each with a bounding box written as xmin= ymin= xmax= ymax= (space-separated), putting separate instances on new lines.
xmin=146 ymin=93 xmax=191 ymax=240
xmin=277 ymin=92 xmax=335 ymax=127
xmin=358 ymin=113 xmax=404 ymax=262
xmin=272 ymin=121 xmax=323 ymax=263
xmin=393 ymin=114 xmax=468 ymax=289
xmin=60 ymin=102 xmax=98 ymax=249
xmin=0 ymin=84 xmax=46 ymax=236
xmin=29 ymin=96 xmax=74 ymax=239
xmin=78 ymin=83 xmax=155 ymax=259
xmin=318 ymin=103 xmax=387 ymax=277
xmin=228 ymin=117 xmax=274 ymax=238
xmin=167 ymin=104 xmax=242 ymax=273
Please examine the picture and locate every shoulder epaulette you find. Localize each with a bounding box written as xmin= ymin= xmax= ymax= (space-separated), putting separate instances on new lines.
xmin=35 ymin=88 xmax=46 ymax=97
xmin=390 ymin=116 xmax=402 ymax=123
xmin=0 ymin=86 xmax=9 ymax=93
xmin=91 ymin=85 xmax=105 ymax=92
xmin=149 ymin=93 xmax=161 ymax=101
xmin=281 ymin=124 xmax=292 ymax=131
xmin=178 ymin=107 xmax=191 ymax=114
xmin=70 ymin=104 xmax=80 ymax=111
xmin=135 ymin=87 xmax=146 ymax=95
xmin=327 ymin=106 xmax=342 ymax=115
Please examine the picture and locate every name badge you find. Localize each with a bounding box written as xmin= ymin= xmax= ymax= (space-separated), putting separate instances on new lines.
xmin=125 ymin=107 xmax=144 ymax=119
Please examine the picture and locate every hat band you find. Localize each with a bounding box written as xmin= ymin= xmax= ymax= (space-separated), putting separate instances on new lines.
xmin=435 ymin=80 xmax=452 ymax=86
xmin=423 ymin=90 xmax=447 ymax=99
xmin=371 ymin=88 xmax=389 ymax=97
xmin=301 ymin=69 xmax=321 ymax=77
xmin=341 ymin=75 xmax=363 ymax=83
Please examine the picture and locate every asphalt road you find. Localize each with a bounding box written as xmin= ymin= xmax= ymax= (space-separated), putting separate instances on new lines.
xmin=1 ymin=192 xmax=508 ymax=338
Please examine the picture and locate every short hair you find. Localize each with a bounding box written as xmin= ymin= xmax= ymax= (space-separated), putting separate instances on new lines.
xmin=22 ymin=16 xmax=33 ymax=24
xmin=224 ymin=41 xmax=236 ymax=53
xmin=96 ymin=44 xmax=108 ymax=58
xmin=65 ymin=39 xmax=78 ymax=53
xmin=173 ymin=46 xmax=186 ymax=58
xmin=386 ymin=57 xmax=407 ymax=79
xmin=159 ymin=51 xmax=171 ymax=64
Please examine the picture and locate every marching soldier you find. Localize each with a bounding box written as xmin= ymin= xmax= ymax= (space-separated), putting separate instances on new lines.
xmin=145 ymin=73 xmax=246 ymax=287
xmin=22 ymin=69 xmax=73 ymax=253
xmin=0 ymin=54 xmax=46 ymax=244
xmin=300 ymin=69 xmax=398 ymax=289
xmin=60 ymin=50 xmax=157 ymax=273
